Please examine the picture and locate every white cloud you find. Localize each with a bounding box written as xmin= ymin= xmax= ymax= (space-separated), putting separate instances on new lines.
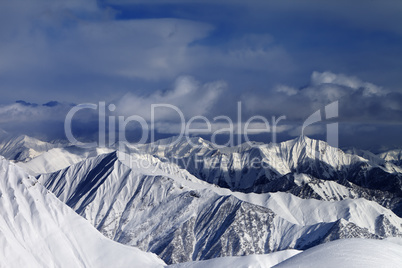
xmin=243 ymin=71 xmax=402 ymax=123
xmin=311 ymin=71 xmax=386 ymax=97
xmin=0 ymin=103 xmax=69 ymax=124
xmin=115 ymin=76 xmax=227 ymax=121
xmin=276 ymin=85 xmax=298 ymax=96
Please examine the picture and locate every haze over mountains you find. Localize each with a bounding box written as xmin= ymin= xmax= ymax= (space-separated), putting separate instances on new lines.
xmin=0 ymin=128 xmax=401 ymax=267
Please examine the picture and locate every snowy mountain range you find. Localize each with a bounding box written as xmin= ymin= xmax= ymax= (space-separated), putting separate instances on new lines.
xmin=1 ymin=130 xmax=402 ymax=267
xmin=124 ymin=136 xmax=402 ymax=217
xmin=32 ymin=149 xmax=401 ymax=264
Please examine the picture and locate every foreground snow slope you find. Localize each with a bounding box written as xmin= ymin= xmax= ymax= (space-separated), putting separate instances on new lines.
xmin=168 ymin=249 xmax=301 ymax=268
xmin=0 ymin=156 xmax=165 ymax=268
xmin=273 ymin=238 xmax=402 ymax=268
xmin=169 ymin=239 xmax=402 ymax=268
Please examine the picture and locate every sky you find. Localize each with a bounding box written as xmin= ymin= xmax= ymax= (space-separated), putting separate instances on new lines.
xmin=0 ymin=0 xmax=401 ymax=152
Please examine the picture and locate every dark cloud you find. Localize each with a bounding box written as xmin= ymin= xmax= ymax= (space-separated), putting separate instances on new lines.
xmin=5 ymin=0 xmax=401 ymax=103
xmin=43 ymin=101 xmax=61 ymax=107
xmin=15 ymin=100 xmax=39 ymax=107
xmin=0 ymin=0 xmax=295 ymax=104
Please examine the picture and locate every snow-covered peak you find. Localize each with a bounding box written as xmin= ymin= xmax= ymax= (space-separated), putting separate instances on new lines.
xmin=0 ymin=132 xmax=62 ymax=162
xmin=18 ymin=146 xmax=114 ymax=175
xmin=379 ymin=149 xmax=402 ymax=167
